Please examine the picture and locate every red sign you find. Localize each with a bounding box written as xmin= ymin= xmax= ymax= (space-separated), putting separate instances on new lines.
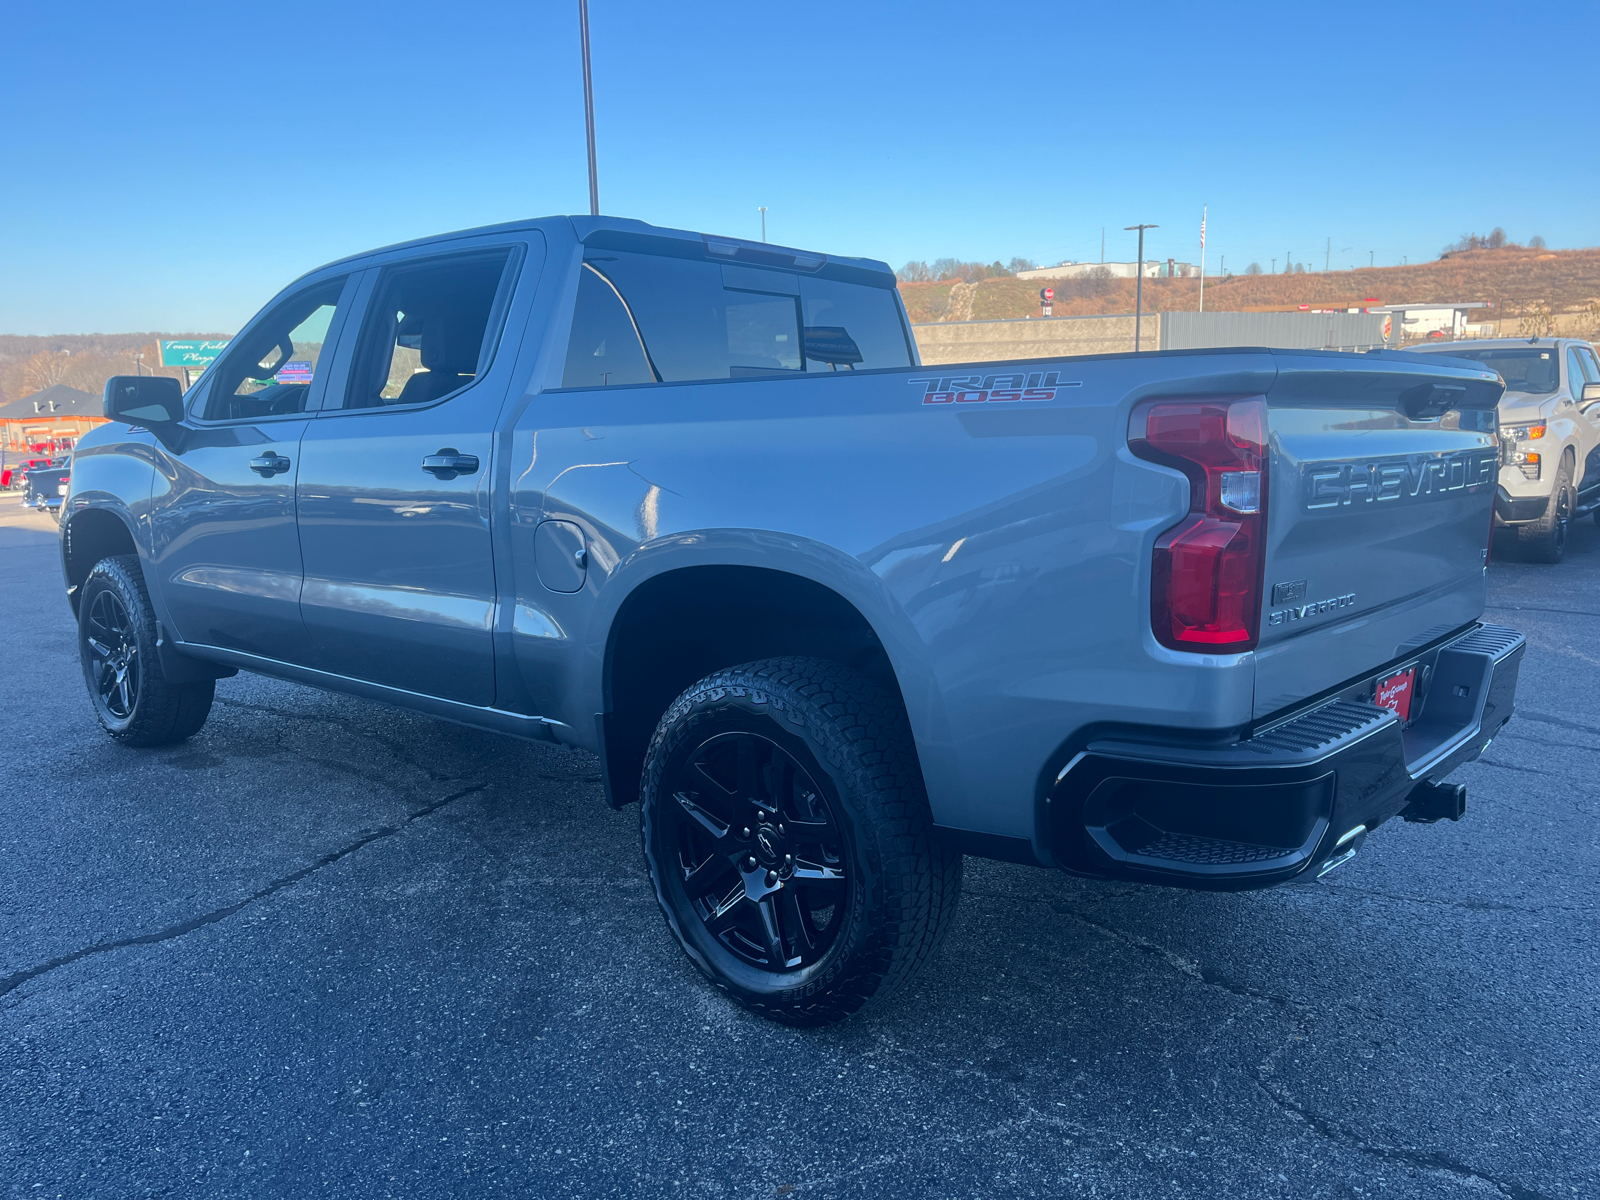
xmin=1042 ymin=287 xmax=1055 ymax=301
xmin=1375 ymin=668 xmax=1416 ymax=723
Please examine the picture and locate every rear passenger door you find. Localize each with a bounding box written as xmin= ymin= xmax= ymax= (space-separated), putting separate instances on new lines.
xmin=294 ymin=237 xmax=537 ymax=706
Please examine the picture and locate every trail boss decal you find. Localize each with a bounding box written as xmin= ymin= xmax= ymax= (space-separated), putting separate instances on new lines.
xmin=909 ymin=372 xmax=1081 ymax=405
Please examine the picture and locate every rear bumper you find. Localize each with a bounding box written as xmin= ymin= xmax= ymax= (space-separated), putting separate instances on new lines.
xmin=1048 ymin=622 xmax=1524 ymax=890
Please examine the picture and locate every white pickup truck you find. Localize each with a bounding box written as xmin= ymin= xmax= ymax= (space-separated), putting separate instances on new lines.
xmin=1410 ymin=337 xmax=1600 ymax=561
xmin=67 ymin=216 xmax=1524 ymax=1024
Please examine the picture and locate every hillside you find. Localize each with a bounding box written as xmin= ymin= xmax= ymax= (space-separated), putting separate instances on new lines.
xmin=0 ymin=332 xmax=229 ymax=406
xmin=898 ymin=246 xmax=1600 ymax=333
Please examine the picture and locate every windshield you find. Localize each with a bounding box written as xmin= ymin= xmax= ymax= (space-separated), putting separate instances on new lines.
xmin=1434 ymin=347 xmax=1560 ymax=394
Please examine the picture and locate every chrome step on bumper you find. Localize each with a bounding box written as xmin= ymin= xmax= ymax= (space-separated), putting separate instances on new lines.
xmin=1049 ymin=622 xmax=1526 ymax=890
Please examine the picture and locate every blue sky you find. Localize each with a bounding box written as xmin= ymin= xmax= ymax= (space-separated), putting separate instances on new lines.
xmin=3 ymin=0 xmax=1597 ymax=335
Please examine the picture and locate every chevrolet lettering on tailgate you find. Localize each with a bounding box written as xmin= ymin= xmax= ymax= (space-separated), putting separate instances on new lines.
xmin=1304 ymin=448 xmax=1498 ymax=510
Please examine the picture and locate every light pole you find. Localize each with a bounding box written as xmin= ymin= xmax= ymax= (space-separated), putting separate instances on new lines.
xmin=579 ymin=0 xmax=599 ymax=216
xmin=1124 ymin=224 xmax=1157 ymax=352
xmin=758 ymin=207 xmax=767 ymax=243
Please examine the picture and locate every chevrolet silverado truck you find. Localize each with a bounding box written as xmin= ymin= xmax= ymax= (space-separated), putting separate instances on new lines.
xmin=1408 ymin=337 xmax=1600 ymax=562
xmin=64 ymin=216 xmax=1524 ymax=1024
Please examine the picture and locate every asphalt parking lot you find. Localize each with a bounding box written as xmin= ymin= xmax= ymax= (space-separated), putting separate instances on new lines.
xmin=1 ymin=504 xmax=1595 ymax=1200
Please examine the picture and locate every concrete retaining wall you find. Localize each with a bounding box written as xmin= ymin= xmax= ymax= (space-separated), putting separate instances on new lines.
xmin=911 ymin=314 xmax=1158 ymax=364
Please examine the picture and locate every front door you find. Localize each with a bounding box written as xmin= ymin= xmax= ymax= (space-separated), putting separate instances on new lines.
xmin=294 ymin=244 xmax=528 ymax=706
xmin=148 ymin=274 xmax=357 ymax=661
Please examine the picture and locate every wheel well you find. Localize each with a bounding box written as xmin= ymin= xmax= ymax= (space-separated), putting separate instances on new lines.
xmin=64 ymin=508 xmax=138 ymax=616
xmin=601 ymin=566 xmax=905 ymax=807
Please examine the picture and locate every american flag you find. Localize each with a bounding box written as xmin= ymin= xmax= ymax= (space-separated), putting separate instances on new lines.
xmin=1200 ymin=210 xmax=1206 ymax=249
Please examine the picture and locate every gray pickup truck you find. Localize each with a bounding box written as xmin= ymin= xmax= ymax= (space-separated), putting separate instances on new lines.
xmin=67 ymin=216 xmax=1524 ymax=1024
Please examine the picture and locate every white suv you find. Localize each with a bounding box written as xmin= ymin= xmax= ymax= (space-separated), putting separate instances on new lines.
xmin=1408 ymin=337 xmax=1600 ymax=562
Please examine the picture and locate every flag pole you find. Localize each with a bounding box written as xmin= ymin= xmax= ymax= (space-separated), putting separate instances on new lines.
xmin=1198 ymin=204 xmax=1207 ymax=314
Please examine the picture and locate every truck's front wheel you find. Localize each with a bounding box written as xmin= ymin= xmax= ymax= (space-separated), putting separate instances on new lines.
xmin=78 ymin=555 xmax=215 ymax=746
xmin=1518 ymin=457 xmax=1574 ymax=563
xmin=640 ymin=658 xmax=962 ymax=1025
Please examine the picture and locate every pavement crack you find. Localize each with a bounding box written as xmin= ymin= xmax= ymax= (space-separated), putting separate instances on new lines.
xmin=213 ymin=697 xmax=464 ymax=782
xmin=1483 ymin=602 xmax=1600 ymax=618
xmin=1318 ymin=880 xmax=1585 ymax=916
xmin=0 ymin=782 xmax=486 ymax=1004
xmin=963 ymin=886 xmax=1297 ymax=1010
xmin=1513 ymin=710 xmax=1600 ymax=740
xmin=1254 ymin=1074 xmax=1555 ymax=1200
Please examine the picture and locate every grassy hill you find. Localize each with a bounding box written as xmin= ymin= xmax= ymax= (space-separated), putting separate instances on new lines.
xmin=899 ymin=245 xmax=1600 ymax=335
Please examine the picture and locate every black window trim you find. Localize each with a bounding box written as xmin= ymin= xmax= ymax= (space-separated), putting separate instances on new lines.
xmin=580 ymin=261 xmax=663 ymax=383
xmin=186 ymin=272 xmax=361 ymax=426
xmin=319 ymin=241 xmax=527 ymax=419
xmin=560 ymin=248 xmax=914 ymax=391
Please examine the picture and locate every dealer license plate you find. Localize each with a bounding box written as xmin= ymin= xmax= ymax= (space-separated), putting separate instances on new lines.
xmin=1375 ymin=667 xmax=1416 ymax=723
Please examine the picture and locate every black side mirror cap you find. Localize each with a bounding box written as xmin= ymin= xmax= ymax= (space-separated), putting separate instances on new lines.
xmin=104 ymin=375 xmax=185 ymax=426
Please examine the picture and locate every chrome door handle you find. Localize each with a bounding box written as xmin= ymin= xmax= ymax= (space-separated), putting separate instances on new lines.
xmin=421 ymin=449 xmax=479 ymax=479
xmin=249 ymin=453 xmax=291 ymax=477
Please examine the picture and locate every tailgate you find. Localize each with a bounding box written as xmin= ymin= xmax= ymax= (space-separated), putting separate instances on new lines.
xmin=1253 ymin=352 xmax=1503 ymax=718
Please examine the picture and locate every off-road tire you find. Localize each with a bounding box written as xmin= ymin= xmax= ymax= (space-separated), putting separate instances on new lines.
xmin=640 ymin=657 xmax=962 ymax=1026
xmin=1518 ymin=457 xmax=1574 ymax=564
xmin=78 ymin=555 xmax=214 ymax=746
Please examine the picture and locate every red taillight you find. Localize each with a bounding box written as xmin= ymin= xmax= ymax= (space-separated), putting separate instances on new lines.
xmin=1128 ymin=397 xmax=1269 ymax=652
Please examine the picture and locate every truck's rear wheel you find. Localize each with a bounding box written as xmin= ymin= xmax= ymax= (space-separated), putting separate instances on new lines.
xmin=78 ymin=555 xmax=214 ymax=746
xmin=640 ymin=657 xmax=962 ymax=1026
xmin=1518 ymin=458 xmax=1574 ymax=563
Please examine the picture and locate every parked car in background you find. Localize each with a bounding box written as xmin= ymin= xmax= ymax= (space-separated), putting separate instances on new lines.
xmin=1407 ymin=337 xmax=1600 ymax=561
xmin=61 ymin=216 xmax=1522 ymax=1024
xmin=2 ymin=457 xmax=54 ymax=491
xmin=22 ymin=455 xmax=71 ymax=520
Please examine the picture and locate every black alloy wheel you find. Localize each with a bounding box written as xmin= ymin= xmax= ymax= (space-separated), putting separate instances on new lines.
xmin=641 ymin=658 xmax=963 ymax=1025
xmin=1519 ymin=458 xmax=1575 ymax=563
xmin=77 ymin=555 xmax=215 ymax=745
xmin=659 ymin=729 xmax=848 ymax=974
xmin=84 ymin=588 xmax=140 ymax=720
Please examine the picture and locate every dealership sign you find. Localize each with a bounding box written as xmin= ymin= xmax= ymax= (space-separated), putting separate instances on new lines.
xmin=159 ymin=340 xmax=230 ymax=368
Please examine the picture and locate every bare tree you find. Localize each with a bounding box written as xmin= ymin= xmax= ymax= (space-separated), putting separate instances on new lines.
xmin=897 ymin=261 xmax=932 ymax=282
xmin=20 ymin=352 xmax=70 ymax=396
xmin=1246 ymin=262 xmax=1263 ymax=275
xmin=1007 ymin=257 xmax=1037 ymax=274
xmin=1529 ymin=235 xmax=1547 ymax=250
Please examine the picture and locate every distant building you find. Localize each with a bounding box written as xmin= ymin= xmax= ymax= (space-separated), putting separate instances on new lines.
xmin=1017 ymin=259 xmax=1200 ymax=281
xmin=0 ymin=384 xmax=105 ymax=454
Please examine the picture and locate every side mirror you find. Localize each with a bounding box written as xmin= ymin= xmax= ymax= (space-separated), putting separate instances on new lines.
xmin=104 ymin=376 xmax=185 ymax=426
xmin=1583 ymin=381 xmax=1600 ymax=405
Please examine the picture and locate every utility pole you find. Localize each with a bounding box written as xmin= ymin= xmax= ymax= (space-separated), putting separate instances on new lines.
xmin=1370 ymin=250 xmax=1374 ymax=268
xmin=758 ymin=207 xmax=767 ymax=242
xmin=1101 ymin=227 xmax=1105 ymax=264
xmin=579 ymin=0 xmax=599 ymax=216
xmin=1325 ymin=237 xmax=1331 ymax=272
xmin=1124 ymin=224 xmax=1157 ymax=352
xmin=1271 ymin=258 xmax=1276 ymax=273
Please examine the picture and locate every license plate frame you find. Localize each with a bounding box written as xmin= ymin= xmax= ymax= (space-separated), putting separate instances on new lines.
xmin=1375 ymin=667 xmax=1417 ymax=724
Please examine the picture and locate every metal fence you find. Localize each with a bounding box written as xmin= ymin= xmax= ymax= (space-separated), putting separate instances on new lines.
xmin=1160 ymin=311 xmax=1389 ymax=352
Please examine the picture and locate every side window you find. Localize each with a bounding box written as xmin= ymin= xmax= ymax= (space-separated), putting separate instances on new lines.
xmin=340 ymin=250 xmax=512 ymax=410
xmin=561 ymin=264 xmax=658 ymax=387
xmin=1567 ymin=349 xmax=1588 ymax=395
xmin=799 ymin=277 xmax=913 ymax=372
xmin=1576 ymin=346 xmax=1600 ymax=388
xmin=203 ymin=277 xmax=347 ymax=421
xmin=558 ymin=250 xmax=912 ymax=388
